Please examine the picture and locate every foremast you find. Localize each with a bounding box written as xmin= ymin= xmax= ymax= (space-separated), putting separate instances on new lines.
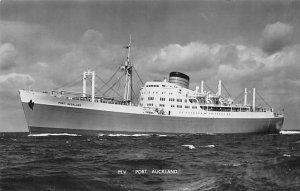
xmin=121 ymin=36 xmax=133 ymax=105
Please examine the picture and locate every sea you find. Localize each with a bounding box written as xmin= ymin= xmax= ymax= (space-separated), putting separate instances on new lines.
xmin=1 ymin=131 xmax=300 ymax=191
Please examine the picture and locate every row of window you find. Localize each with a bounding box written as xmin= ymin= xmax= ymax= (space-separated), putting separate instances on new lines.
xmin=179 ymin=112 xmax=231 ymax=115
xmin=147 ymin=97 xmax=187 ymax=102
xmin=146 ymin=85 xmax=159 ymax=87
xmin=141 ymin=91 xmax=173 ymax=95
xmin=150 ymin=104 xmax=199 ymax=109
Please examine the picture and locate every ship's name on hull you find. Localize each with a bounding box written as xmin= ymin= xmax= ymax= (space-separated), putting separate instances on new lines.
xmin=58 ymin=101 xmax=81 ymax=107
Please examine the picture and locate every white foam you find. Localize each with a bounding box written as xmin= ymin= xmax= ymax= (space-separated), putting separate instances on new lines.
xmin=132 ymin=134 xmax=152 ymax=137
xmin=181 ymin=145 xmax=196 ymax=149
xmin=98 ymin=133 xmax=168 ymax=137
xmin=280 ymin=130 xmax=300 ymax=134
xmin=199 ymin=144 xmax=215 ymax=148
xmin=283 ymin=154 xmax=291 ymax=157
xmin=28 ymin=133 xmax=81 ymax=137
xmin=106 ymin=134 xmax=152 ymax=137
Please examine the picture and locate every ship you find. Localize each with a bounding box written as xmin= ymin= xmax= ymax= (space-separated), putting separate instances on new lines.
xmin=19 ymin=39 xmax=284 ymax=135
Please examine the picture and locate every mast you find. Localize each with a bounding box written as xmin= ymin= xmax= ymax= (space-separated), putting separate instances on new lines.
xmin=122 ymin=35 xmax=132 ymax=104
xmin=82 ymin=69 xmax=95 ymax=102
xmin=244 ymin=88 xmax=247 ymax=106
xmin=218 ymin=80 xmax=222 ymax=96
xmin=252 ymin=88 xmax=256 ymax=112
xmin=83 ymin=72 xmax=87 ymax=97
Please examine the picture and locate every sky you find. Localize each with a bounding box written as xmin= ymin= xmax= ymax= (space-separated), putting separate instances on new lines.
xmin=0 ymin=0 xmax=300 ymax=132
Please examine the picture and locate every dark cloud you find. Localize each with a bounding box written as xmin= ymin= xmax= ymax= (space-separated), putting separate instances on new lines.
xmin=262 ymin=22 xmax=293 ymax=55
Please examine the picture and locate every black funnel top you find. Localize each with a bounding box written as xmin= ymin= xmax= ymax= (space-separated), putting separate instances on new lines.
xmin=169 ymin=72 xmax=190 ymax=81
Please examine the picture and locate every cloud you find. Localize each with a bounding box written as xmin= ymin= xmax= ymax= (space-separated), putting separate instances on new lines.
xmin=0 ymin=73 xmax=34 ymax=132
xmin=135 ymin=40 xmax=300 ymax=104
xmin=0 ymin=43 xmax=18 ymax=70
xmin=0 ymin=21 xmax=43 ymax=45
xmin=0 ymin=73 xmax=34 ymax=106
xmin=0 ymin=21 xmax=70 ymax=69
xmin=44 ymin=30 xmax=124 ymax=89
xmin=145 ymin=42 xmax=221 ymax=80
xmin=142 ymin=42 xmax=268 ymax=83
xmin=0 ymin=73 xmax=34 ymax=87
xmin=262 ymin=22 xmax=293 ymax=54
xmin=36 ymin=62 xmax=48 ymax=68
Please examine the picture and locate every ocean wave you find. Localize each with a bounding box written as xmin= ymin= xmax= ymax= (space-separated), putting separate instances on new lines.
xmin=165 ymin=177 xmax=219 ymax=191
xmin=280 ymin=130 xmax=300 ymax=134
xmin=28 ymin=133 xmax=81 ymax=137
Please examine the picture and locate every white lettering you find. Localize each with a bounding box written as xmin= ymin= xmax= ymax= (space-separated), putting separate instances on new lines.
xmin=117 ymin=170 xmax=126 ymax=175
xmin=134 ymin=169 xmax=147 ymax=174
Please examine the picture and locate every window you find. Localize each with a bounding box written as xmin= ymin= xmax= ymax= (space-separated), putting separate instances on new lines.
xmin=192 ymin=106 xmax=197 ymax=109
xmin=185 ymin=106 xmax=190 ymax=109
xmin=159 ymin=104 xmax=165 ymax=107
xmin=148 ymin=97 xmax=154 ymax=100
xmin=160 ymin=98 xmax=166 ymax=101
xmin=177 ymin=99 xmax=182 ymax=102
xmin=177 ymin=105 xmax=182 ymax=108
xmin=169 ymin=98 xmax=175 ymax=102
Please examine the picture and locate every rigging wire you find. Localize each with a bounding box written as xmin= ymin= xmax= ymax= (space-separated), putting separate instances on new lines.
xmin=95 ymin=75 xmax=122 ymax=97
xmin=96 ymin=67 xmax=121 ymax=94
xmin=233 ymin=91 xmax=245 ymax=103
xmin=133 ymin=65 xmax=144 ymax=85
xmin=256 ymin=91 xmax=272 ymax=108
xmin=85 ymin=77 xmax=105 ymax=96
xmin=221 ymin=83 xmax=232 ymax=98
xmin=131 ymin=88 xmax=138 ymax=103
xmin=130 ymin=76 xmax=139 ymax=104
xmin=53 ymin=75 xmax=82 ymax=91
xmin=204 ymin=83 xmax=216 ymax=94
xmin=115 ymin=79 xmax=122 ymax=99
xmin=103 ymin=72 xmax=125 ymax=96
